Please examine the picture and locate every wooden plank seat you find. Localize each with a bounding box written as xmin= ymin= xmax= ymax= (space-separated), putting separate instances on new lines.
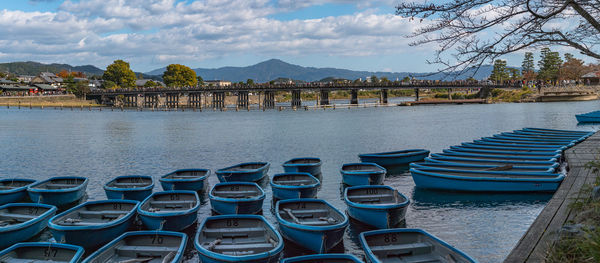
xmin=149 ymin=200 xmax=196 ymax=206
xmin=281 ymin=209 xmax=329 ymax=218
xmin=116 ymin=245 xmax=178 ymax=257
xmin=0 ymin=186 xmax=16 ymax=190
xmin=43 ymin=183 xmax=80 ymax=189
xmin=170 ymin=175 xmax=202 ymax=179
xmin=0 ymin=212 xmax=38 ymax=221
xmin=78 ymin=210 xmax=128 ymax=219
xmin=212 ymin=190 xmax=259 ymax=196
xmin=203 ymin=227 xmax=265 ymax=236
xmin=57 ymin=220 xmax=107 ymax=226
xmin=369 ymin=242 xmax=433 ymax=256
xmin=297 ymin=219 xmax=338 ymax=226
xmin=212 ymin=242 xmax=274 ymax=252
xmin=273 ymin=179 xmax=315 ymax=185
xmin=112 ymin=182 xmax=150 ymax=188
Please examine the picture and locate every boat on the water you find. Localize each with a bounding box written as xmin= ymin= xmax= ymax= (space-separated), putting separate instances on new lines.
xmin=283 ymin=157 xmax=322 ymax=177
xmin=194 ymin=215 xmax=283 ymax=263
xmin=275 ymin=198 xmax=348 ymax=253
xmin=344 ymin=185 xmax=409 ymax=229
xmin=104 ymin=175 xmax=154 ymax=201
xmin=0 ymin=179 xmax=36 ymax=205
xmin=470 ymin=140 xmax=569 ymax=149
xmin=281 ymin=254 xmax=363 ymax=263
xmin=138 ymin=190 xmax=200 ymax=231
xmin=209 ymin=182 xmax=265 ymax=215
xmin=27 ymin=177 xmax=88 ymax=208
xmin=341 ymin=163 xmax=387 ymax=186
xmin=358 ymin=149 xmax=430 ymax=173
xmin=412 ymin=162 xmax=556 ymax=173
xmin=501 ymin=132 xmax=587 ymax=141
xmin=160 ymin=168 xmax=210 ymax=191
xmin=216 ymin=162 xmax=270 ymax=182
xmin=48 ymin=200 xmax=139 ymax=250
xmin=0 ymin=242 xmax=84 ymax=263
xmin=0 ymin=203 xmax=57 ymax=248
xmin=81 ymin=231 xmax=187 ymax=263
xmin=438 ymin=150 xmax=559 ymax=161
xmin=522 ymin=127 xmax=592 ymax=135
xmin=513 ymin=129 xmax=592 ymax=138
xmin=270 ymin=172 xmax=320 ymax=200
xmin=448 ymin=145 xmax=561 ymax=157
xmin=491 ymin=134 xmax=578 ymax=143
xmin=410 ymin=166 xmax=564 ymax=192
xmin=359 ymin=228 xmax=476 ymax=263
xmin=425 ymin=156 xmax=558 ymax=170
xmin=430 ymin=153 xmax=558 ymax=164
xmin=576 ymin=111 xmax=600 ymax=123
xmin=478 ymin=138 xmax=574 ymax=147
xmin=461 ymin=142 xmax=566 ymax=151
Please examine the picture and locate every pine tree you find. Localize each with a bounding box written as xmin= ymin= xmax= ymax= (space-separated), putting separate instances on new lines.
xmin=521 ymin=52 xmax=535 ymax=81
xmin=537 ymin=47 xmax=563 ymax=82
xmin=489 ymin=59 xmax=509 ymax=83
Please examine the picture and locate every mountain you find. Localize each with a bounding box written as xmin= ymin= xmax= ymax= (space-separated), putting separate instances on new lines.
xmin=0 ymin=61 xmax=105 ymax=76
xmin=146 ymin=59 xmax=494 ymax=82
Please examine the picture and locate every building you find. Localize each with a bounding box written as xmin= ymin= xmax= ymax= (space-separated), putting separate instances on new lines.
xmin=31 ymin=72 xmax=64 ymax=85
xmin=582 ymin=71 xmax=600 ymax=85
xmin=205 ymin=80 xmax=231 ymax=87
xmin=16 ymin=75 xmax=35 ymax=83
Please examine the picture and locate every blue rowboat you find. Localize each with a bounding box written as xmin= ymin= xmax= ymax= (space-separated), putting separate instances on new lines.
xmin=160 ymin=168 xmax=210 ymax=191
xmin=410 ymin=166 xmax=564 ymax=192
xmin=491 ymin=134 xmax=577 ymax=143
xmin=209 ymin=182 xmax=265 ymax=215
xmin=461 ymin=142 xmax=566 ymax=151
xmin=502 ymin=131 xmax=587 ymax=140
xmin=513 ymin=129 xmax=592 ymax=138
xmin=358 ymin=149 xmax=430 ymax=173
xmin=216 ymin=162 xmax=270 ymax=182
xmin=104 ymin=175 xmax=154 ymax=201
xmin=82 ymin=231 xmax=187 ymax=263
xmin=471 ymin=140 xmax=571 ymax=149
xmin=48 ymin=200 xmax=139 ymax=250
xmin=430 ymin=153 xmax=558 ymax=165
xmin=439 ymin=150 xmax=559 ymax=161
xmin=195 ymin=215 xmax=283 ymax=263
xmin=523 ymin=127 xmax=591 ymax=135
xmin=0 ymin=179 xmax=36 ymax=205
xmin=359 ymin=228 xmax=476 ymax=263
xmin=0 ymin=242 xmax=84 ymax=263
xmin=138 ymin=190 xmax=200 ymax=231
xmin=276 ymin=199 xmax=348 ymax=253
xmin=576 ymin=113 xmax=600 ymax=123
xmin=448 ymin=145 xmax=561 ymax=157
xmin=283 ymin=157 xmax=322 ymax=177
xmin=0 ymin=203 xmax=56 ymax=248
xmin=341 ymin=163 xmax=386 ymax=186
xmin=27 ymin=177 xmax=88 ymax=208
xmin=281 ymin=254 xmax=362 ymax=263
xmin=344 ymin=185 xmax=409 ymax=229
xmin=480 ymin=137 xmax=574 ymax=146
xmin=271 ymin=172 xmax=320 ymax=200
xmin=412 ymin=162 xmax=557 ymax=173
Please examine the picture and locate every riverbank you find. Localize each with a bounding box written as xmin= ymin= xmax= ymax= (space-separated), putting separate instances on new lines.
xmin=0 ymin=95 xmax=101 ymax=107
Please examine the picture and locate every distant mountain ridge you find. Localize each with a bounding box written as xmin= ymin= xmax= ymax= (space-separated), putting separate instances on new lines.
xmin=146 ymin=59 xmax=493 ymax=82
xmin=0 ymin=61 xmax=105 ymax=76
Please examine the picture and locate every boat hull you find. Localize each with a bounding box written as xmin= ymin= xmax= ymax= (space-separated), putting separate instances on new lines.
xmin=27 ymin=177 xmax=88 ymax=208
xmin=283 ymin=158 xmax=322 ymax=177
xmin=576 ymin=114 xmax=600 ymax=123
xmin=210 ymin=198 xmax=264 ymax=215
xmin=278 ymin=222 xmax=346 ymax=253
xmin=0 ymin=242 xmax=84 ymax=263
xmin=272 ymin=185 xmax=319 ymax=200
xmin=138 ymin=191 xmax=200 ymax=231
xmin=410 ymin=168 xmax=563 ymax=192
xmin=216 ymin=162 xmax=270 ymax=183
xmin=0 ymin=179 xmax=36 ymax=205
xmin=209 ymin=182 xmax=265 ymax=215
xmin=160 ymin=169 xmax=210 ymax=191
xmin=270 ymin=172 xmax=320 ymax=200
xmin=48 ymin=200 xmax=139 ymax=250
xmin=0 ymin=203 xmax=57 ymax=249
xmin=359 ymin=149 xmax=430 ymax=173
xmin=347 ymin=205 xmax=407 ymax=229
xmin=281 ymin=254 xmax=362 ymax=263
xmin=341 ymin=163 xmax=386 ymax=186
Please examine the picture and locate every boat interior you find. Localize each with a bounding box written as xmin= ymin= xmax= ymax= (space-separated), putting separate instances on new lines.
xmin=107 ymin=177 xmax=152 ymax=189
xmin=365 ymin=232 xmax=466 ymax=263
xmin=278 ymin=201 xmax=344 ymax=226
xmin=0 ymin=246 xmax=78 ymax=263
xmin=286 ymin=158 xmax=320 ymax=164
xmin=199 ymin=218 xmax=278 ymax=256
xmin=142 ymin=193 xmax=197 ymax=212
xmin=343 ymin=164 xmax=383 ymax=172
xmin=33 ymin=178 xmax=85 ymax=190
xmin=89 ymin=234 xmax=182 ymax=263
xmin=0 ymin=180 xmax=34 ymax=190
xmin=53 ymin=202 xmax=136 ymax=226
xmin=212 ymin=184 xmax=261 ymax=199
xmin=222 ymin=163 xmax=266 ymax=171
xmin=347 ymin=187 xmax=403 ymax=205
xmin=164 ymin=170 xmax=207 ymax=179
xmin=0 ymin=205 xmax=51 ymax=227
xmin=273 ymin=174 xmax=316 ymax=186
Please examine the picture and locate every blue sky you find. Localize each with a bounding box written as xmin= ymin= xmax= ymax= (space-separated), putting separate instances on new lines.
xmin=0 ymin=0 xmax=592 ymax=74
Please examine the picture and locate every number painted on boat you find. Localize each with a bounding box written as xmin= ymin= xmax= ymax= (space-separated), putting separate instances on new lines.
xmin=151 ymin=235 xmax=164 ymax=244
xmin=230 ymin=185 xmax=240 ymax=191
xmin=226 ymin=219 xmax=239 ymax=227
xmin=113 ymin=203 xmax=123 ymax=210
xmin=366 ymin=189 xmax=378 ymax=194
xmin=296 ymin=203 xmax=306 ymax=209
xmin=170 ymin=194 xmax=180 ymax=200
xmin=383 ymin=233 xmax=398 ymax=243
xmin=43 ymin=248 xmax=58 ymax=258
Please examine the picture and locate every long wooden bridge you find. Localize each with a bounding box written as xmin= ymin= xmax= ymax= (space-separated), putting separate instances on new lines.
xmin=86 ymin=82 xmax=519 ymax=109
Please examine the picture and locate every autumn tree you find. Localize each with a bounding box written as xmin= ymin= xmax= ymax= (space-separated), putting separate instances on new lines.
xmin=537 ymin=48 xmax=563 ymax=82
xmin=396 ymin=1 xmax=600 ymax=74
xmin=559 ymin=53 xmax=585 ymax=81
xmin=102 ymin=60 xmax=136 ymax=89
xmin=162 ymin=64 xmax=197 ymax=88
xmin=489 ymin=59 xmax=509 ymax=83
xmin=197 ymin=76 xmax=204 ymax=86
xmin=143 ymin=80 xmax=158 ymax=88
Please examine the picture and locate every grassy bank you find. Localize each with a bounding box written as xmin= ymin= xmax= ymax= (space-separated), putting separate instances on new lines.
xmin=0 ymin=95 xmax=101 ymax=107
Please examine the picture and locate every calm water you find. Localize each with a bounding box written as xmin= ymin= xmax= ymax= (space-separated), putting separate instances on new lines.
xmin=1 ymin=100 xmax=599 ymax=262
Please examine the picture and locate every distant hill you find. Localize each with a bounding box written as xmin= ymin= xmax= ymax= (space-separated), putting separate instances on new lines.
xmin=0 ymin=61 xmax=104 ymax=76
xmin=146 ymin=59 xmax=494 ymax=82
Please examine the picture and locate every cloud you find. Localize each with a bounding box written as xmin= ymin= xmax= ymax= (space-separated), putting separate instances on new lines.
xmin=0 ymin=0 xmax=423 ymax=71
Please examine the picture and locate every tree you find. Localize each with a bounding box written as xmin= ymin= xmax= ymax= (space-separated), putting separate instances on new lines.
xmin=560 ymin=53 xmax=585 ymax=81
xmin=380 ymin=77 xmax=390 ymax=84
xmin=538 ymin=47 xmax=563 ymax=82
xmin=370 ymin=75 xmax=378 ymax=83
xmin=508 ymin=68 xmax=521 ymax=80
xmin=522 ymin=52 xmax=535 ymax=74
xmin=197 ymin=76 xmax=204 ymax=86
xmin=489 ymin=59 xmax=509 ymax=83
xmin=102 ymin=60 xmax=136 ymax=89
xmin=246 ymin=79 xmax=254 ymax=85
xmin=162 ymin=64 xmax=197 ymax=88
xmin=402 ymin=76 xmax=411 ymax=83
xmin=67 ymin=81 xmax=90 ymax=98
xmin=396 ymin=1 xmax=600 ymax=73
xmin=143 ymin=80 xmax=157 ymax=88
xmin=102 ymin=80 xmax=117 ymax=89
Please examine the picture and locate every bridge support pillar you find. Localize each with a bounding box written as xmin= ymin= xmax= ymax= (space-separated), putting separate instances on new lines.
xmin=291 ymin=90 xmax=302 ymax=108
xmin=448 ymin=88 xmax=452 ymax=100
xmin=144 ymin=94 xmax=159 ymax=108
xmin=188 ymin=92 xmax=202 ymax=109
xmin=415 ymin=88 xmax=419 ymax=101
xmin=350 ymin=89 xmax=359 ymax=105
xmin=165 ymin=93 xmax=180 ymax=108
xmin=319 ymin=90 xmax=329 ymax=105
xmin=124 ymin=94 xmax=138 ymax=107
xmin=237 ymin=91 xmax=249 ymax=109
xmin=213 ymin=92 xmax=225 ymax=110
xmin=263 ymin=91 xmax=275 ymax=109
xmin=380 ymin=89 xmax=388 ymax=104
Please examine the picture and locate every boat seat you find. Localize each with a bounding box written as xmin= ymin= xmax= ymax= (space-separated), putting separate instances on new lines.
xmin=203 ymin=227 xmax=265 ymax=236
xmin=370 ymin=242 xmax=433 ymax=256
xmin=298 ymin=220 xmax=335 ymax=226
xmin=349 ymin=194 xmax=394 ymax=200
xmin=212 ymin=242 xmax=273 ymax=252
xmin=212 ymin=190 xmax=259 ymax=196
xmin=273 ymin=179 xmax=314 ymax=185
xmin=78 ymin=210 xmax=128 ymax=219
xmin=399 ymin=254 xmax=444 ymax=263
xmin=112 ymin=182 xmax=150 ymax=187
xmin=170 ymin=175 xmax=201 ymax=179
xmin=116 ymin=245 xmax=178 ymax=257
xmin=0 ymin=212 xmax=38 ymax=221
xmin=149 ymin=200 xmax=196 ymax=206
xmin=44 ymin=183 xmax=79 ymax=189
xmin=0 ymin=186 xmax=16 ymax=190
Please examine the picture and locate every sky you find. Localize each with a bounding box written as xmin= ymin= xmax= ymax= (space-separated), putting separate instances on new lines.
xmin=0 ymin=0 xmax=594 ymax=73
